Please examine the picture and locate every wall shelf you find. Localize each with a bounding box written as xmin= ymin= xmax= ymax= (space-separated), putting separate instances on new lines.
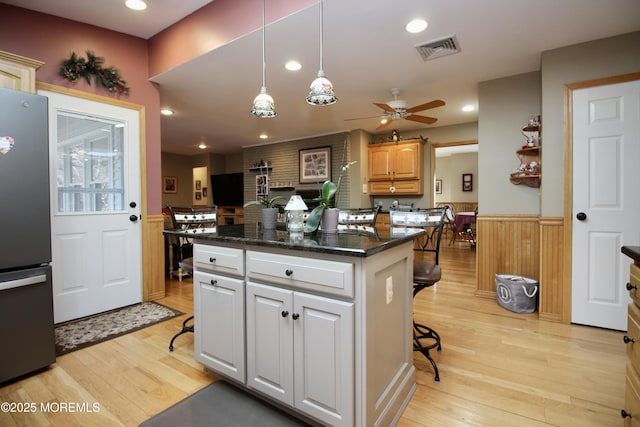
xmin=510 ymin=116 xmax=541 ymax=188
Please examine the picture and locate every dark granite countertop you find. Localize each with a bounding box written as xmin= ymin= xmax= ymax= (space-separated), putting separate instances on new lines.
xmin=622 ymin=246 xmax=640 ymax=263
xmin=164 ymin=224 xmax=425 ymax=257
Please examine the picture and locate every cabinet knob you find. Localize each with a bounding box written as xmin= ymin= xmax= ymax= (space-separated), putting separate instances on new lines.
xmin=627 ymin=282 xmax=638 ymax=291
xmin=281 ymin=310 xmax=289 ymax=318
xmin=621 ymin=409 xmax=633 ymax=418
xmin=210 ymin=279 xmax=217 ymax=286
xmin=292 ymin=313 xmax=300 ymax=320
xmin=209 ymin=257 xmax=216 ymax=263
xmin=285 ymin=269 xmax=293 ymax=277
xmin=624 ymin=335 xmax=635 ymax=344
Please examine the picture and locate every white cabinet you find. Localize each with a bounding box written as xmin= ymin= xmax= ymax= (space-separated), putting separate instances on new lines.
xmin=246 ymin=282 xmax=354 ymax=427
xmin=193 ymin=270 xmax=245 ymax=383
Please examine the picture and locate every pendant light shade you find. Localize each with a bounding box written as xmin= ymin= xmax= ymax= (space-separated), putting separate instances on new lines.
xmin=251 ymin=0 xmax=277 ymax=118
xmin=306 ymin=0 xmax=336 ymax=106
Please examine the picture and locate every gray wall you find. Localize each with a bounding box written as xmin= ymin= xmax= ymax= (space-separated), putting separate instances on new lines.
xmin=478 ymin=71 xmax=541 ymax=215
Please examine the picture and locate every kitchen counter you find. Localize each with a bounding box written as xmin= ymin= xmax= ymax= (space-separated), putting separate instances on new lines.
xmin=164 ymin=223 xmax=424 ymax=257
xmin=622 ymin=246 xmax=640 ymax=263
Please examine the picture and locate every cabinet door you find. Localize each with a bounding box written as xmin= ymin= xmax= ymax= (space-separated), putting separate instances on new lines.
xmin=193 ymin=271 xmax=245 ymax=383
xmin=294 ymin=292 xmax=354 ymax=427
xmin=246 ymin=282 xmax=294 ymax=405
xmin=393 ymin=142 xmax=421 ymax=179
xmin=368 ymin=145 xmax=392 ymax=180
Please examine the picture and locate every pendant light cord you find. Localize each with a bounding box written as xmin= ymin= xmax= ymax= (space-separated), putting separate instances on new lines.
xmin=261 ymin=0 xmax=266 ymax=88
xmin=319 ymin=0 xmax=324 ymax=72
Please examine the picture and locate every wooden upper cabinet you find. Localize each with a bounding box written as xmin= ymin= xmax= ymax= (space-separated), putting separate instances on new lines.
xmin=0 ymin=51 xmax=44 ymax=93
xmin=368 ymin=140 xmax=422 ymax=181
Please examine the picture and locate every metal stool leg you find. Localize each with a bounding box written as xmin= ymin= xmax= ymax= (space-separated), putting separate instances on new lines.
xmin=169 ymin=315 xmax=194 ymax=352
xmin=413 ymin=284 xmax=441 ymax=382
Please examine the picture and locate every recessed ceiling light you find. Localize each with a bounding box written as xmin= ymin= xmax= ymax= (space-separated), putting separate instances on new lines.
xmin=259 ymin=134 xmax=268 ymax=139
xmin=462 ymin=104 xmax=475 ymax=112
xmin=125 ymin=0 xmax=147 ymax=11
xmin=160 ymin=108 xmax=174 ymax=116
xmin=380 ymin=118 xmax=389 ymax=125
xmin=285 ymin=61 xmax=302 ymax=71
xmin=198 ymin=142 xmax=207 ymax=149
xmin=405 ymin=19 xmax=428 ymax=34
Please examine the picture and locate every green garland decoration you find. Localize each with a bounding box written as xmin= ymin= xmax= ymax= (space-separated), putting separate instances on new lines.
xmin=59 ymin=51 xmax=129 ymax=94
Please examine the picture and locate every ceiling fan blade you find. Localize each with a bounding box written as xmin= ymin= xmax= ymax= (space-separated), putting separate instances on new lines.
xmin=405 ymin=114 xmax=437 ymax=125
xmin=374 ymin=102 xmax=395 ymax=113
xmin=344 ymin=115 xmax=380 ymax=122
xmin=406 ymin=99 xmax=445 ymax=113
xmin=376 ymin=119 xmax=394 ymax=130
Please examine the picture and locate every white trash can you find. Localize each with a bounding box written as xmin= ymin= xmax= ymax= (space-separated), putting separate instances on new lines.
xmin=495 ymin=274 xmax=539 ymax=313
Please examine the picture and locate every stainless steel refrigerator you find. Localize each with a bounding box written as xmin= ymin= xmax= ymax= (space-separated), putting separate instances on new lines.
xmin=0 ymin=88 xmax=55 ymax=383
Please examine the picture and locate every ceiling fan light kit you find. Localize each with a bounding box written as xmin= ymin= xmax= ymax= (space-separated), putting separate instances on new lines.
xmin=251 ymin=0 xmax=277 ymax=118
xmin=306 ymin=0 xmax=337 ymax=106
xmin=374 ymin=88 xmax=444 ymax=130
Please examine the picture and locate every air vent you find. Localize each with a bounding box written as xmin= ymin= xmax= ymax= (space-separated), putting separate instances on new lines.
xmin=415 ymin=35 xmax=460 ymax=61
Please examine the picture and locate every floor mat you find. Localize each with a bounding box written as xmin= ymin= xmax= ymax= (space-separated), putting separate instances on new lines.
xmin=139 ymin=380 xmax=312 ymax=427
xmin=55 ymin=301 xmax=184 ymax=355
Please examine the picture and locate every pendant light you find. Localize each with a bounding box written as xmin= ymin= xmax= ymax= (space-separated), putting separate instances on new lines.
xmin=251 ymin=0 xmax=277 ymax=118
xmin=306 ymin=0 xmax=337 ymax=106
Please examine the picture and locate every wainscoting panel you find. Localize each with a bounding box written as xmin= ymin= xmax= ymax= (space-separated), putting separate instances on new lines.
xmin=476 ymin=215 xmax=540 ymax=299
xmin=143 ymin=214 xmax=166 ymax=301
xmin=539 ymin=217 xmax=565 ymax=322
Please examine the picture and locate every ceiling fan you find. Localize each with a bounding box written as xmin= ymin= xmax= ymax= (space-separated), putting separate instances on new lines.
xmin=346 ymin=88 xmax=445 ymax=130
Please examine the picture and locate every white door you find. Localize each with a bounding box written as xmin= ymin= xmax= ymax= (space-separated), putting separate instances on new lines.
xmin=40 ymin=89 xmax=142 ymax=323
xmin=571 ymin=79 xmax=640 ymax=330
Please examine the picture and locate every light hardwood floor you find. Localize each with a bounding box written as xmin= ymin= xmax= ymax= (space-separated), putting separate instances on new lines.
xmin=0 ymin=245 xmax=626 ymax=426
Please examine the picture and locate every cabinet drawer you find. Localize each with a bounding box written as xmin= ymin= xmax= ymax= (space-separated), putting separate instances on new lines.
xmin=625 ymin=363 xmax=640 ymax=427
xmin=628 ymin=303 xmax=640 ymax=375
xmin=631 ymin=263 xmax=640 ymax=307
xmin=369 ymin=180 xmax=423 ymax=196
xmin=246 ymin=251 xmax=353 ymax=298
xmin=194 ymin=244 xmax=244 ymax=276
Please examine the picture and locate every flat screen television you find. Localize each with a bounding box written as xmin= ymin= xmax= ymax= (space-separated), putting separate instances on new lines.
xmin=210 ymin=173 xmax=244 ymax=206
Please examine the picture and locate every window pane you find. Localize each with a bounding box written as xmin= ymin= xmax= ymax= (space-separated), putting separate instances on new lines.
xmin=56 ymin=112 xmax=125 ymax=213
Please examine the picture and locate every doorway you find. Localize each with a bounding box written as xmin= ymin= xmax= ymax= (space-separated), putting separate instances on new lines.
xmin=568 ymin=76 xmax=640 ymax=331
xmin=40 ymin=88 xmax=143 ymax=323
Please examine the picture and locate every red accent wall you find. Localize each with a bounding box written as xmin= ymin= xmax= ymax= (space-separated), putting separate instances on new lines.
xmin=0 ymin=4 xmax=163 ymax=214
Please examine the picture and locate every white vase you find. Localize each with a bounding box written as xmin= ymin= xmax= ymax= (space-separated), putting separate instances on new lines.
xmin=261 ymin=207 xmax=278 ymax=230
xmin=321 ymin=208 xmax=339 ymax=234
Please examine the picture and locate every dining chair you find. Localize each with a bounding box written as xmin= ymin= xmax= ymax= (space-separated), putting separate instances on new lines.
xmin=389 ymin=207 xmax=446 ymax=381
xmin=338 ymin=206 xmax=381 ymax=229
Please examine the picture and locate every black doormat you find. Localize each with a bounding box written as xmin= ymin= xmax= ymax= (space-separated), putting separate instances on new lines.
xmin=55 ymin=301 xmax=184 ymax=356
xmin=139 ymin=380 xmax=312 ymax=427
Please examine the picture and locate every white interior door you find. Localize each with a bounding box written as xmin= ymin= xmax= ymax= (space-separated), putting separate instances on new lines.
xmin=571 ymin=79 xmax=640 ymax=330
xmin=40 ymin=89 xmax=142 ymax=323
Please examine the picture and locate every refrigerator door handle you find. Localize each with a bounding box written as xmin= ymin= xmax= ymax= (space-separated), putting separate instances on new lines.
xmin=0 ymin=274 xmax=46 ymax=291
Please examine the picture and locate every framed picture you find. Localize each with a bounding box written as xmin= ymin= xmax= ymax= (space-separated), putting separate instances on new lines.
xmin=299 ymin=146 xmax=331 ymax=184
xmin=435 ymin=179 xmax=442 ymax=194
xmin=195 ymin=180 xmax=202 ymax=190
xmin=163 ymin=176 xmax=177 ymax=193
xmin=195 ymin=191 xmax=202 ymax=200
xmin=202 ymin=187 xmax=207 ymax=197
xmin=462 ymin=173 xmax=473 ymax=192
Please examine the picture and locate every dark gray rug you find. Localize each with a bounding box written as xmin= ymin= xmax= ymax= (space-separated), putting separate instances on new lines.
xmin=55 ymin=301 xmax=184 ymax=355
xmin=140 ymin=380 xmax=312 ymax=427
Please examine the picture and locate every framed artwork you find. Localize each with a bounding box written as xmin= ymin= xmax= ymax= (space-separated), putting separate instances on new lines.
xmin=435 ymin=179 xmax=442 ymax=194
xmin=202 ymin=187 xmax=207 ymax=197
xmin=195 ymin=180 xmax=202 ymax=190
xmin=299 ymin=146 xmax=331 ymax=184
xmin=195 ymin=191 xmax=202 ymax=200
xmin=462 ymin=173 xmax=473 ymax=192
xmin=163 ymin=176 xmax=177 ymax=193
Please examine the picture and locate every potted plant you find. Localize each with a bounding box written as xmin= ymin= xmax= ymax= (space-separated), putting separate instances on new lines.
xmin=244 ymin=195 xmax=286 ymax=229
xmin=304 ymin=160 xmax=356 ymax=233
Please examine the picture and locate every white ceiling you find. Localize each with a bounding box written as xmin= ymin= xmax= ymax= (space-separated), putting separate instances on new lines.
xmin=5 ymin=0 xmax=640 ymax=155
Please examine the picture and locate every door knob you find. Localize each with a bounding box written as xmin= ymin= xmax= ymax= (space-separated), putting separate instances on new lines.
xmin=129 ymin=202 xmax=137 ymax=208
xmin=576 ymin=212 xmax=587 ymax=221
xmin=129 ymin=215 xmax=138 ymax=222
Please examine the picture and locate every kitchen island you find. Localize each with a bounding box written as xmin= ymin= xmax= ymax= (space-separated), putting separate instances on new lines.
xmin=167 ymin=224 xmax=422 ymax=426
